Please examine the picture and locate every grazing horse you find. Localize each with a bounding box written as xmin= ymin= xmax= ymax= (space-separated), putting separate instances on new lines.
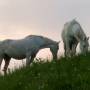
xmin=62 ymin=19 xmax=89 ymax=57
xmin=0 ymin=35 xmax=59 ymax=72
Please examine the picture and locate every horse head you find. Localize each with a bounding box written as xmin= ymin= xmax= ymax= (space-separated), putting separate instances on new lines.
xmin=80 ymin=37 xmax=89 ymax=54
xmin=50 ymin=41 xmax=60 ymax=60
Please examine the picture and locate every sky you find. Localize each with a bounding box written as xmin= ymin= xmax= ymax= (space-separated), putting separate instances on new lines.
xmin=0 ymin=0 xmax=90 ymax=40
xmin=0 ymin=0 xmax=90 ymax=71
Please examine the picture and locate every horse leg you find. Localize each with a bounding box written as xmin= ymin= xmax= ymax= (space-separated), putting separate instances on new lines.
xmin=26 ymin=56 xmax=31 ymax=66
xmin=72 ymin=43 xmax=78 ymax=55
xmin=26 ymin=52 xmax=32 ymax=66
xmin=26 ymin=53 xmax=36 ymax=66
xmin=64 ymin=43 xmax=66 ymax=57
xmin=69 ymin=42 xmax=74 ymax=56
xmin=70 ymin=43 xmax=75 ymax=56
xmin=29 ymin=53 xmax=37 ymax=64
xmin=65 ymin=40 xmax=70 ymax=57
xmin=0 ymin=58 xmax=3 ymax=69
xmin=3 ymin=57 xmax=11 ymax=73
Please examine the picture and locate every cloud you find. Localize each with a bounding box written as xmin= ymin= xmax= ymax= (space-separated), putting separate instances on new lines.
xmin=0 ymin=0 xmax=90 ymax=40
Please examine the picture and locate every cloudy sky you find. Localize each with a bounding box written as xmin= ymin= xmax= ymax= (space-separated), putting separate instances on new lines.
xmin=0 ymin=0 xmax=90 ymax=40
xmin=0 ymin=0 xmax=90 ymax=70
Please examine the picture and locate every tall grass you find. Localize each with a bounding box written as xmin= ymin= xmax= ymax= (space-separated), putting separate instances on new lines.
xmin=0 ymin=53 xmax=90 ymax=90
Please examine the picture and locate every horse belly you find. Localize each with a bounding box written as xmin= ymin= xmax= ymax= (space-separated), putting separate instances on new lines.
xmin=5 ymin=47 xmax=26 ymax=60
xmin=12 ymin=55 xmax=26 ymax=60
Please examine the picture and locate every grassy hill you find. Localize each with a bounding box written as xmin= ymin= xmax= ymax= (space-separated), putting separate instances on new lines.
xmin=0 ymin=53 xmax=90 ymax=90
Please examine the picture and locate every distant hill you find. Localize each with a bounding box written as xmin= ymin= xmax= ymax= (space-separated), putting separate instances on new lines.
xmin=0 ymin=53 xmax=90 ymax=90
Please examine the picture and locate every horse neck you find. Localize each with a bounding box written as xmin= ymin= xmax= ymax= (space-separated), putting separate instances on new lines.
xmin=79 ymin=30 xmax=87 ymax=41
xmin=70 ymin=20 xmax=86 ymax=40
xmin=40 ymin=40 xmax=56 ymax=49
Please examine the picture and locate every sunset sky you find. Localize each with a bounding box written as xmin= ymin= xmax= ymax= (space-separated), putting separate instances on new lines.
xmin=0 ymin=0 xmax=90 ymax=70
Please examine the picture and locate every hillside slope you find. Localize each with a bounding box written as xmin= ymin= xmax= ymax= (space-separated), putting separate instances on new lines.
xmin=0 ymin=53 xmax=90 ymax=90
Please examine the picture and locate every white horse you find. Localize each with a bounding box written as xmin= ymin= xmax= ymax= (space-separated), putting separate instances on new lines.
xmin=62 ymin=19 xmax=89 ymax=57
xmin=0 ymin=35 xmax=60 ymax=72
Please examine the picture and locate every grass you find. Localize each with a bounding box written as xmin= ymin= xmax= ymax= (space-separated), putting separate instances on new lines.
xmin=0 ymin=53 xmax=90 ymax=90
